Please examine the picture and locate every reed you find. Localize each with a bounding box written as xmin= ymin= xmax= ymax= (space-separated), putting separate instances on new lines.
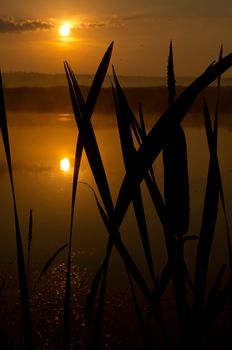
xmin=0 ymin=42 xmax=232 ymax=349
xmin=64 ymin=44 xmax=232 ymax=349
xmin=65 ymin=45 xmax=168 ymax=349
xmin=162 ymin=42 xmax=190 ymax=347
xmin=0 ymin=71 xmax=34 ymax=349
xmin=63 ymin=42 xmax=114 ymax=349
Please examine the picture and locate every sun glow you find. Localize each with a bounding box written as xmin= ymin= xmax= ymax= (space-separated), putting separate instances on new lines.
xmin=59 ymin=23 xmax=71 ymax=37
xmin=60 ymin=158 xmax=70 ymax=172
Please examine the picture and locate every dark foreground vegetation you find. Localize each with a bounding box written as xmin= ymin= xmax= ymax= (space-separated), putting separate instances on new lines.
xmin=0 ymin=42 xmax=232 ymax=349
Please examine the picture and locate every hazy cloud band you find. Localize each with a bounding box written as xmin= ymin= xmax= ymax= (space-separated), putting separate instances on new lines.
xmin=0 ymin=18 xmax=53 ymax=33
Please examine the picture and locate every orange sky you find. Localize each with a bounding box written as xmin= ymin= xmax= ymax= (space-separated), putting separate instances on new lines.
xmin=0 ymin=1 xmax=232 ymax=77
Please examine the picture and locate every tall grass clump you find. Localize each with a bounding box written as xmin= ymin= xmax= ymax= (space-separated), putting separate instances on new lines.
xmin=0 ymin=42 xmax=232 ymax=350
xmin=64 ymin=43 xmax=232 ymax=349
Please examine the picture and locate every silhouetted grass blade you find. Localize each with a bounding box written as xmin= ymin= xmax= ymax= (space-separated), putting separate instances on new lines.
xmin=86 ymin=253 xmax=109 ymax=322
xmin=122 ymin=100 xmax=167 ymax=237
xmin=167 ymin=41 xmax=176 ymax=107
xmin=163 ymin=45 xmax=191 ymax=347
xmin=138 ymin=104 xmax=147 ymax=140
xmin=205 ymin=47 xmax=232 ymax=279
xmin=217 ymin=45 xmax=223 ymax=91
xmin=78 ymin=181 xmax=112 ymax=323
xmin=27 ymin=209 xmax=33 ymax=290
xmin=165 ymin=42 xmax=190 ymax=237
xmin=114 ymin=53 xmax=232 ymax=228
xmin=129 ymin=110 xmax=143 ymax=147
xmin=201 ymin=97 xmax=232 ymax=334
xmin=112 ymin=68 xmax=135 ymax=168
xmin=88 ymin=265 xmax=108 ymax=350
xmin=214 ymin=46 xmax=232 ymax=282
xmin=206 ymin=264 xmax=226 ymax=312
xmin=112 ymin=68 xmax=156 ymax=284
xmin=163 ymin=123 xmax=190 ymax=237
xmin=86 ymin=42 xmax=113 ymax=118
xmin=136 ymin=105 xmax=158 ymax=185
xmin=137 ymin=105 xmax=160 ymax=189
xmin=205 ymin=266 xmax=232 ymax=338
xmin=0 ymin=71 xmax=34 ymax=349
xmin=204 ymin=100 xmax=216 ymax=151
xmin=204 ymin=279 xmax=231 ymax=333
xmin=134 ymin=107 xmax=167 ymax=231
xmin=144 ymin=173 xmax=167 ymax=227
xmin=62 ymin=66 xmax=85 ymax=349
xmin=87 ymin=245 xmax=112 ymax=349
xmin=28 ymin=209 xmax=33 ymax=250
xmin=79 ymin=181 xmax=112 ymax=234
xmin=153 ymin=262 xmax=171 ymax=303
xmin=38 ymin=244 xmax=68 ymax=281
xmin=193 ymin=101 xmax=219 ymax=341
xmin=203 ymin=95 xmax=231 ymax=280
xmin=127 ymin=272 xmax=153 ymax=350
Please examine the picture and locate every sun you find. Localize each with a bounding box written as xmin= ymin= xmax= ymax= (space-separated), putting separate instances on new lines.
xmin=60 ymin=157 xmax=70 ymax=172
xmin=59 ymin=23 xmax=71 ymax=37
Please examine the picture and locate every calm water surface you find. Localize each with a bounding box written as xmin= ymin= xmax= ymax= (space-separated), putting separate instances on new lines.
xmin=0 ymin=112 xmax=231 ymax=288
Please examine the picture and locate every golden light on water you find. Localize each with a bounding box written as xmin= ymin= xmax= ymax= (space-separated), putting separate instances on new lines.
xmin=60 ymin=157 xmax=70 ymax=172
xmin=59 ymin=23 xmax=71 ymax=37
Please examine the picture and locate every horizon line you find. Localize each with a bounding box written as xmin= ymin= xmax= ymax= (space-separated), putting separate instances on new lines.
xmin=2 ymin=71 xmax=232 ymax=78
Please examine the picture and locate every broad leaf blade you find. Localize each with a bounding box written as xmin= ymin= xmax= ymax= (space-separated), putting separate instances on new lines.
xmin=114 ymin=53 xmax=232 ymax=228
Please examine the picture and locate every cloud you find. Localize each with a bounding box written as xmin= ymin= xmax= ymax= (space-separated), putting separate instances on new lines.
xmin=74 ymin=12 xmax=150 ymax=30
xmin=0 ymin=18 xmax=53 ymax=33
xmin=77 ymin=21 xmax=108 ymax=29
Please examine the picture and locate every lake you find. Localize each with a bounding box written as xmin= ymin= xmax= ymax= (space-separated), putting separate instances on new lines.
xmin=0 ymin=111 xmax=231 ymax=285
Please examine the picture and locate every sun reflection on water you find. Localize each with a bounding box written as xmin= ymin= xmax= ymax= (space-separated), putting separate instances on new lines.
xmin=60 ymin=157 xmax=70 ymax=172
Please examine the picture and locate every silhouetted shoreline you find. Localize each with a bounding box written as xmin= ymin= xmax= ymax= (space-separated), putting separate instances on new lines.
xmin=4 ymin=85 xmax=232 ymax=114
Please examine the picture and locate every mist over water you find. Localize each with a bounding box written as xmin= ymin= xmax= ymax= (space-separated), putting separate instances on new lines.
xmin=3 ymin=72 xmax=232 ymax=88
